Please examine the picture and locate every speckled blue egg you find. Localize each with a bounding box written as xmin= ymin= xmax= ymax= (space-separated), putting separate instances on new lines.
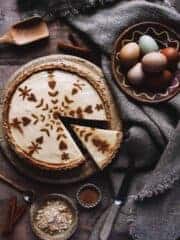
xmin=139 ymin=35 xmax=159 ymax=54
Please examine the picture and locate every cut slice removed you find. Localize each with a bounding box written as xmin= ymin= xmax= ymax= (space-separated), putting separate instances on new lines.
xmin=71 ymin=125 xmax=122 ymax=170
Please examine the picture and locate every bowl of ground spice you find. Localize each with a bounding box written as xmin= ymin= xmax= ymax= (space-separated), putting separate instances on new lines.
xmin=30 ymin=194 xmax=78 ymax=240
xmin=76 ymin=183 xmax=102 ymax=209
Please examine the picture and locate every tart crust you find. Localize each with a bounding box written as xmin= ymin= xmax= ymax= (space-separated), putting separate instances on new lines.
xmin=2 ymin=55 xmax=116 ymax=171
xmin=71 ymin=125 xmax=122 ymax=169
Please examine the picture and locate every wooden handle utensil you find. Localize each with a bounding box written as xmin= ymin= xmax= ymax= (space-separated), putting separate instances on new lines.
xmin=0 ymin=16 xmax=49 ymax=45
xmin=100 ymin=163 xmax=134 ymax=240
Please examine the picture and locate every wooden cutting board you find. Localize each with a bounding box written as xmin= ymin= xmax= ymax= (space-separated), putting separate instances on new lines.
xmin=0 ymin=54 xmax=123 ymax=184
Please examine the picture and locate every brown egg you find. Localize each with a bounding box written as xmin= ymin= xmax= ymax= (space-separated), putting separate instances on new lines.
xmin=146 ymin=70 xmax=173 ymax=91
xmin=160 ymin=47 xmax=179 ymax=64
xmin=142 ymin=52 xmax=167 ymax=73
xmin=117 ymin=42 xmax=140 ymax=68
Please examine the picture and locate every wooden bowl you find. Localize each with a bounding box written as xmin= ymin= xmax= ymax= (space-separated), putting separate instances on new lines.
xmin=112 ymin=22 xmax=180 ymax=103
xmin=76 ymin=183 xmax=102 ymax=209
xmin=30 ymin=193 xmax=78 ymax=240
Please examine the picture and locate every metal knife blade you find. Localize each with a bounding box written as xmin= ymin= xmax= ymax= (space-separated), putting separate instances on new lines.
xmin=99 ymin=165 xmax=134 ymax=240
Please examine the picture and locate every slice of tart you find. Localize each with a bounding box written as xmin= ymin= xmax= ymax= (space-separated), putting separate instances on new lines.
xmin=71 ymin=125 xmax=122 ymax=169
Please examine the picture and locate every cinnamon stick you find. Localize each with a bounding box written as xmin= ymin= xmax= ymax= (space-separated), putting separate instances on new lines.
xmin=57 ymin=41 xmax=91 ymax=55
xmin=2 ymin=197 xmax=27 ymax=235
xmin=13 ymin=204 xmax=27 ymax=225
xmin=2 ymin=196 xmax=17 ymax=235
xmin=8 ymin=197 xmax=17 ymax=233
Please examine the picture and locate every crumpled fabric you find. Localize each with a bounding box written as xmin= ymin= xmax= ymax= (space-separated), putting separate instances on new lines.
xmin=65 ymin=1 xmax=180 ymax=239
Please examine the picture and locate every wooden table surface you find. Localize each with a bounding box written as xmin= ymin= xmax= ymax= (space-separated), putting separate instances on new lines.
xmin=0 ymin=1 xmax=112 ymax=239
xmin=1 ymin=1 xmax=179 ymax=240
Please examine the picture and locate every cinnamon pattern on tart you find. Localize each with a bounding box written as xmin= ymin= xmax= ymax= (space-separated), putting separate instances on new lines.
xmin=3 ymin=56 xmax=122 ymax=171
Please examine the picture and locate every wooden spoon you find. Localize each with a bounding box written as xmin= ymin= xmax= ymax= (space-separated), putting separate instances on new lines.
xmin=0 ymin=16 xmax=49 ymax=45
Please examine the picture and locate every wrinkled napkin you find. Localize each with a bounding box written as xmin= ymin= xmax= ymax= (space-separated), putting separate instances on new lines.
xmin=65 ymin=1 xmax=180 ymax=240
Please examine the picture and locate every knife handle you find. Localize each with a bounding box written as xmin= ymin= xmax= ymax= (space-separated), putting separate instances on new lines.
xmin=99 ymin=201 xmax=122 ymax=240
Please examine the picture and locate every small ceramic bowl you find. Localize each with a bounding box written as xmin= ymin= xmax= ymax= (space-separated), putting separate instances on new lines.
xmin=76 ymin=183 xmax=102 ymax=209
xmin=30 ymin=193 xmax=78 ymax=240
xmin=112 ymin=21 xmax=180 ymax=104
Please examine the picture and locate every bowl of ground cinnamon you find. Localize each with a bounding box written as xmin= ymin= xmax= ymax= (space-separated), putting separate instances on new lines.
xmin=76 ymin=183 xmax=102 ymax=209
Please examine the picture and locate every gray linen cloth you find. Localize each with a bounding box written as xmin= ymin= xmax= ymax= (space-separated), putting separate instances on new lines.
xmin=63 ymin=1 xmax=180 ymax=240
xmin=5 ymin=0 xmax=180 ymax=239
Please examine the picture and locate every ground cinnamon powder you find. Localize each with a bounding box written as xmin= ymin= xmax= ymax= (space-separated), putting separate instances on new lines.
xmin=79 ymin=188 xmax=99 ymax=205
